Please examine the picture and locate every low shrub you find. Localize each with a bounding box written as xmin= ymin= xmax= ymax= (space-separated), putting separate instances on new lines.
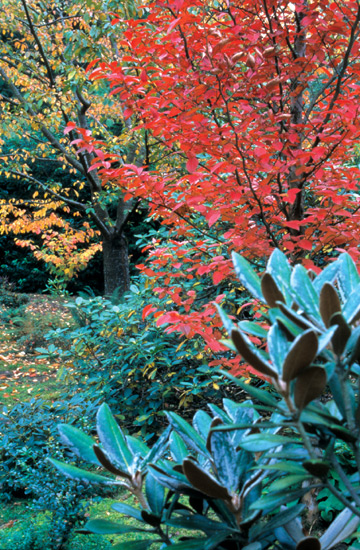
xmin=42 ymin=281 xmax=232 ymax=436
xmin=0 ymin=396 xmax=110 ymax=550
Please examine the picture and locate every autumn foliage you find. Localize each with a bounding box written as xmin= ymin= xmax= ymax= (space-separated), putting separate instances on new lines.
xmin=64 ymin=0 xmax=360 ymax=370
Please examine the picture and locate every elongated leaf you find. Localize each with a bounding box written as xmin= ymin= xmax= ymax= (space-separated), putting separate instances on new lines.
xmin=83 ymin=519 xmax=138 ymax=535
xmin=261 ymin=272 xmax=285 ymax=308
xmin=250 ymin=487 xmax=310 ymax=512
xmin=113 ymin=540 xmax=154 ymax=550
xmin=258 ymin=463 xmax=307 ymax=475
xmin=58 ymin=424 xmax=100 ymax=465
xmin=238 ymin=434 xmax=297 ymax=452
xmin=320 ymin=508 xmax=360 ymax=550
xmin=277 ymin=302 xmax=316 ymax=331
xmin=290 ymin=265 xmax=321 ymax=322
xmin=294 ymin=367 xmax=327 ymax=411
xmin=313 ymin=260 xmax=339 ymax=293
xmin=220 ymin=373 xmax=283 ymax=410
xmin=193 ymin=410 xmax=212 ymax=439
xmin=93 ymin=445 xmax=131 ymax=479
xmin=97 ymin=403 xmax=133 ymax=473
xmin=267 ymin=249 xmax=292 ymax=299
xmin=126 ymin=435 xmax=149 ymax=458
xmin=215 ymin=304 xmax=234 ymax=335
xmin=237 ymin=320 xmax=268 ymax=338
xmin=232 ymin=252 xmax=263 ymax=300
xmin=267 ymin=322 xmax=290 ymax=374
xmin=256 ymin=503 xmax=305 ymax=538
xmin=231 ymin=329 xmax=277 ymax=378
xmin=165 ymin=539 xmax=208 ymax=550
xmin=143 ymin=426 xmax=171 ymax=466
xmin=170 ymin=431 xmax=189 ymax=463
xmin=269 ymin=474 xmax=311 ymax=492
xmin=319 ymin=283 xmax=341 ymax=327
xmin=112 ymin=502 xmax=143 ymax=521
xmin=166 ymin=513 xmax=229 ymax=534
xmin=182 ymin=459 xmax=231 ymax=500
xmin=145 ymin=472 xmax=165 ymax=516
xmin=342 ymin=286 xmax=360 ymax=324
xmin=149 ymin=464 xmax=195 ymax=494
xmin=282 ymin=330 xmax=318 ymax=382
xmin=166 ymin=412 xmax=208 ymax=456
xmin=210 ymin=428 xmax=240 ymax=492
xmin=329 ymin=313 xmax=351 ymax=356
xmin=337 ymin=253 xmax=360 ymax=301
xmin=49 ymin=458 xmax=113 ymax=484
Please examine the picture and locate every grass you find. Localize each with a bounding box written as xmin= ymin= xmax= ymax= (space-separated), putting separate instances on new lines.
xmin=0 ymin=294 xmax=74 ymax=408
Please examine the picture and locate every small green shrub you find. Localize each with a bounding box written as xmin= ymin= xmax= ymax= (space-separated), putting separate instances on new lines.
xmin=42 ymin=282 xmax=229 ymax=436
xmin=0 ymin=397 xmax=109 ymax=550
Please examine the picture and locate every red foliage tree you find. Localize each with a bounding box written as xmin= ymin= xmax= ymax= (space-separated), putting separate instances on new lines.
xmin=73 ymin=0 xmax=360 ymax=371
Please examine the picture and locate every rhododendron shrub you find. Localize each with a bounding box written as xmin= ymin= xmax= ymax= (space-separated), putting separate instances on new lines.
xmin=72 ymin=0 xmax=360 ymax=373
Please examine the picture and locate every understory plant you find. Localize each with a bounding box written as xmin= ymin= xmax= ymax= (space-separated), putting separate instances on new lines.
xmin=42 ymin=281 xmax=229 ymax=436
xmin=50 ymin=250 xmax=360 ymax=549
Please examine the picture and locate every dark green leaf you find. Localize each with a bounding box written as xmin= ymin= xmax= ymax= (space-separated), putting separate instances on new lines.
xmin=48 ymin=458 xmax=113 ymax=485
xmin=337 ymin=253 xmax=360 ymax=302
xmin=219 ymin=373 xmax=283 ymax=410
xmin=269 ymin=474 xmax=311 ymax=492
xmin=267 ymin=322 xmax=290 ymax=374
xmin=290 ymin=265 xmax=320 ymax=322
xmin=146 ymin=472 xmax=165 ymax=516
xmin=97 ymin=403 xmax=133 ymax=473
xmin=113 ymin=541 xmax=154 ymax=550
xmin=238 ymin=434 xmax=297 ymax=452
xmin=112 ymin=502 xmax=143 ymax=521
xmin=58 ymin=424 xmax=100 ymax=465
xmin=170 ymin=431 xmax=189 ymax=463
xmin=237 ymin=320 xmax=268 ymax=338
xmin=166 ymin=412 xmax=208 ymax=456
xmin=83 ymin=519 xmax=137 ymax=535
xmin=193 ymin=410 xmax=212 ymax=439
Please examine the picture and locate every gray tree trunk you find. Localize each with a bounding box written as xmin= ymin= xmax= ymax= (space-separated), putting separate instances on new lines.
xmin=102 ymin=233 xmax=130 ymax=297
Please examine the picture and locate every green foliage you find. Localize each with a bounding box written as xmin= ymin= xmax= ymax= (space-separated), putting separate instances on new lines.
xmin=49 ymin=250 xmax=360 ymax=548
xmin=42 ymin=281 xmax=227 ymax=435
xmin=0 ymin=397 xmax=110 ymax=549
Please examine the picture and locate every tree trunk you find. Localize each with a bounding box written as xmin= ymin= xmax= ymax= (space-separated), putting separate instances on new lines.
xmin=102 ymin=233 xmax=130 ymax=296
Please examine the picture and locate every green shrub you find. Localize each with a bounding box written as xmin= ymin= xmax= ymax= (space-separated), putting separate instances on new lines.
xmin=0 ymin=397 xmax=110 ymax=550
xmin=42 ymin=282 xmax=229 ymax=436
xmin=50 ymin=249 xmax=360 ymax=549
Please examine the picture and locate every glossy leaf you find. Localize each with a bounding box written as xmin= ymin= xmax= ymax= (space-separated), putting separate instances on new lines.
xmin=232 ymin=252 xmax=263 ymax=301
xmin=58 ymin=424 xmax=100 ymax=465
xmin=97 ymin=403 xmax=133 ymax=473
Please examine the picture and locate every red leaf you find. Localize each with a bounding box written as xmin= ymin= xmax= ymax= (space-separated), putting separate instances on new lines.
xmin=186 ymin=155 xmax=198 ymax=173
